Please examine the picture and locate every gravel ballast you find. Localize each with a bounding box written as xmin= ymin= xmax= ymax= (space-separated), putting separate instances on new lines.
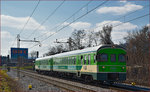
xmin=7 ymin=69 xmax=62 ymax=92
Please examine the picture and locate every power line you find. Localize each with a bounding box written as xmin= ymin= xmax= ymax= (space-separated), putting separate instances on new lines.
xmin=93 ymin=4 xmax=149 ymax=30
xmin=29 ymin=1 xmax=149 ymax=54
xmin=35 ymin=1 xmax=149 ymax=40
xmin=10 ymin=0 xmax=40 ymax=48
xmin=113 ymin=13 xmax=149 ymax=28
xmin=39 ymin=0 xmax=108 ymax=41
xmin=41 ymin=0 xmax=108 ymax=42
xmin=26 ymin=0 xmax=65 ymax=39
xmin=35 ymin=0 xmax=92 ymax=39
xmin=29 ymin=0 xmax=109 ymax=49
xmin=30 ymin=13 xmax=149 ymax=54
xmin=19 ymin=0 xmax=40 ymax=35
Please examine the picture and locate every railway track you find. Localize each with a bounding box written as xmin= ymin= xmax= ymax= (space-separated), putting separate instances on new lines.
xmin=12 ymin=69 xmax=150 ymax=92
xmin=18 ymin=69 xmax=111 ymax=92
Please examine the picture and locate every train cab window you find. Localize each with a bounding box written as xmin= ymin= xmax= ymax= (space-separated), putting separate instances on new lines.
xmin=119 ymin=54 xmax=126 ymax=62
xmin=84 ymin=56 xmax=86 ymax=64
xmin=88 ymin=54 xmax=91 ymax=64
xmin=96 ymin=54 xmax=108 ymax=62
xmin=111 ymin=54 xmax=116 ymax=62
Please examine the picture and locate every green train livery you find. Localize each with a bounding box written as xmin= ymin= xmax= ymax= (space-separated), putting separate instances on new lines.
xmin=35 ymin=44 xmax=127 ymax=83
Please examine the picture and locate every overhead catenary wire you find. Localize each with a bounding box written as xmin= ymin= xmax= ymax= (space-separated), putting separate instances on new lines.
xmin=112 ymin=13 xmax=149 ymax=28
xmin=29 ymin=0 xmax=109 ymax=49
xmin=10 ymin=0 xmax=92 ymax=51
xmin=32 ymin=13 xmax=149 ymax=55
xmin=19 ymin=0 xmax=41 ymax=35
xmin=40 ymin=0 xmax=109 ymax=42
xmin=10 ymin=0 xmax=40 ymax=48
xmin=93 ymin=4 xmax=149 ymax=30
xmin=26 ymin=0 xmax=65 ymax=39
xmin=35 ymin=2 xmax=149 ymax=40
xmin=35 ymin=0 xmax=93 ymax=39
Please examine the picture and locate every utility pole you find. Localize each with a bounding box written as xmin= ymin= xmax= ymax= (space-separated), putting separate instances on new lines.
xmin=16 ymin=34 xmax=41 ymax=79
xmin=17 ymin=34 xmax=20 ymax=79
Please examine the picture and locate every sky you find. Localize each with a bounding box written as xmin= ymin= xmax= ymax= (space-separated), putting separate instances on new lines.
xmin=1 ymin=0 xmax=149 ymax=57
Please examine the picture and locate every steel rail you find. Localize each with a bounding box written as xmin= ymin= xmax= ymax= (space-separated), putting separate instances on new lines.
xmin=13 ymin=69 xmax=150 ymax=91
xmin=19 ymin=70 xmax=111 ymax=92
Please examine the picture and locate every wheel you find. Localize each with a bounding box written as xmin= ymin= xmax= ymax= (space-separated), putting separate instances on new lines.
xmin=85 ymin=76 xmax=93 ymax=83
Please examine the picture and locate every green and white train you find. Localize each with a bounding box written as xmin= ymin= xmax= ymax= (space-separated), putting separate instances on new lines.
xmin=35 ymin=44 xmax=126 ymax=83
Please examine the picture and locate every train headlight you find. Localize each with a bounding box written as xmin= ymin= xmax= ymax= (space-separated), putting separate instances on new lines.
xmin=102 ymin=66 xmax=105 ymax=69
xmin=122 ymin=67 xmax=125 ymax=71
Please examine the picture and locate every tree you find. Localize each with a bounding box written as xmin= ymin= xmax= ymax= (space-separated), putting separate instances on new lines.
xmin=87 ymin=30 xmax=95 ymax=47
xmin=124 ymin=26 xmax=149 ymax=85
xmin=99 ymin=25 xmax=114 ymax=44
xmin=68 ymin=37 xmax=74 ymax=51
xmin=124 ymin=26 xmax=149 ymax=65
xmin=45 ymin=44 xmax=67 ymax=56
xmin=71 ymin=29 xmax=86 ymax=49
xmin=30 ymin=51 xmax=38 ymax=58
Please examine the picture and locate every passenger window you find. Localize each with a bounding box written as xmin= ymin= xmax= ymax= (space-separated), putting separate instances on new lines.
xmin=69 ymin=57 xmax=71 ymax=65
xmin=119 ymin=54 xmax=126 ymax=62
xmin=72 ymin=57 xmax=73 ymax=65
xmin=81 ymin=55 xmax=83 ymax=65
xmin=74 ymin=57 xmax=76 ymax=64
xmin=68 ymin=57 xmax=70 ymax=65
xmin=66 ymin=57 xmax=68 ymax=64
xmin=84 ymin=56 xmax=86 ymax=64
xmin=94 ymin=54 xmax=96 ymax=63
xmin=71 ymin=57 xmax=73 ymax=65
xmin=111 ymin=54 xmax=116 ymax=62
xmin=88 ymin=54 xmax=90 ymax=64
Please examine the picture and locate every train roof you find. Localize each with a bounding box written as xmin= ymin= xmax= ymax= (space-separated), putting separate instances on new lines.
xmin=36 ymin=45 xmax=102 ymax=61
xmin=36 ymin=44 xmax=125 ymax=61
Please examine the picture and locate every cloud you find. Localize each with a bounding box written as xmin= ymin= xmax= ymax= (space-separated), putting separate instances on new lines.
xmin=95 ymin=20 xmax=138 ymax=32
xmin=62 ymin=21 xmax=91 ymax=30
xmin=119 ymin=0 xmax=127 ymax=3
xmin=70 ymin=22 xmax=91 ymax=29
xmin=1 ymin=31 xmax=14 ymax=56
xmin=62 ymin=22 xmax=70 ymax=26
xmin=96 ymin=3 xmax=143 ymax=15
xmin=1 ymin=15 xmax=46 ymax=30
xmin=111 ymin=31 xmax=128 ymax=44
xmin=1 ymin=31 xmax=13 ymax=39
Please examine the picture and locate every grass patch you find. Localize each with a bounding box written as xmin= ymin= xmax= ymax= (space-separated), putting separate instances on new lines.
xmin=0 ymin=70 xmax=22 ymax=92
xmin=11 ymin=66 xmax=33 ymax=70
xmin=20 ymin=66 xmax=33 ymax=70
